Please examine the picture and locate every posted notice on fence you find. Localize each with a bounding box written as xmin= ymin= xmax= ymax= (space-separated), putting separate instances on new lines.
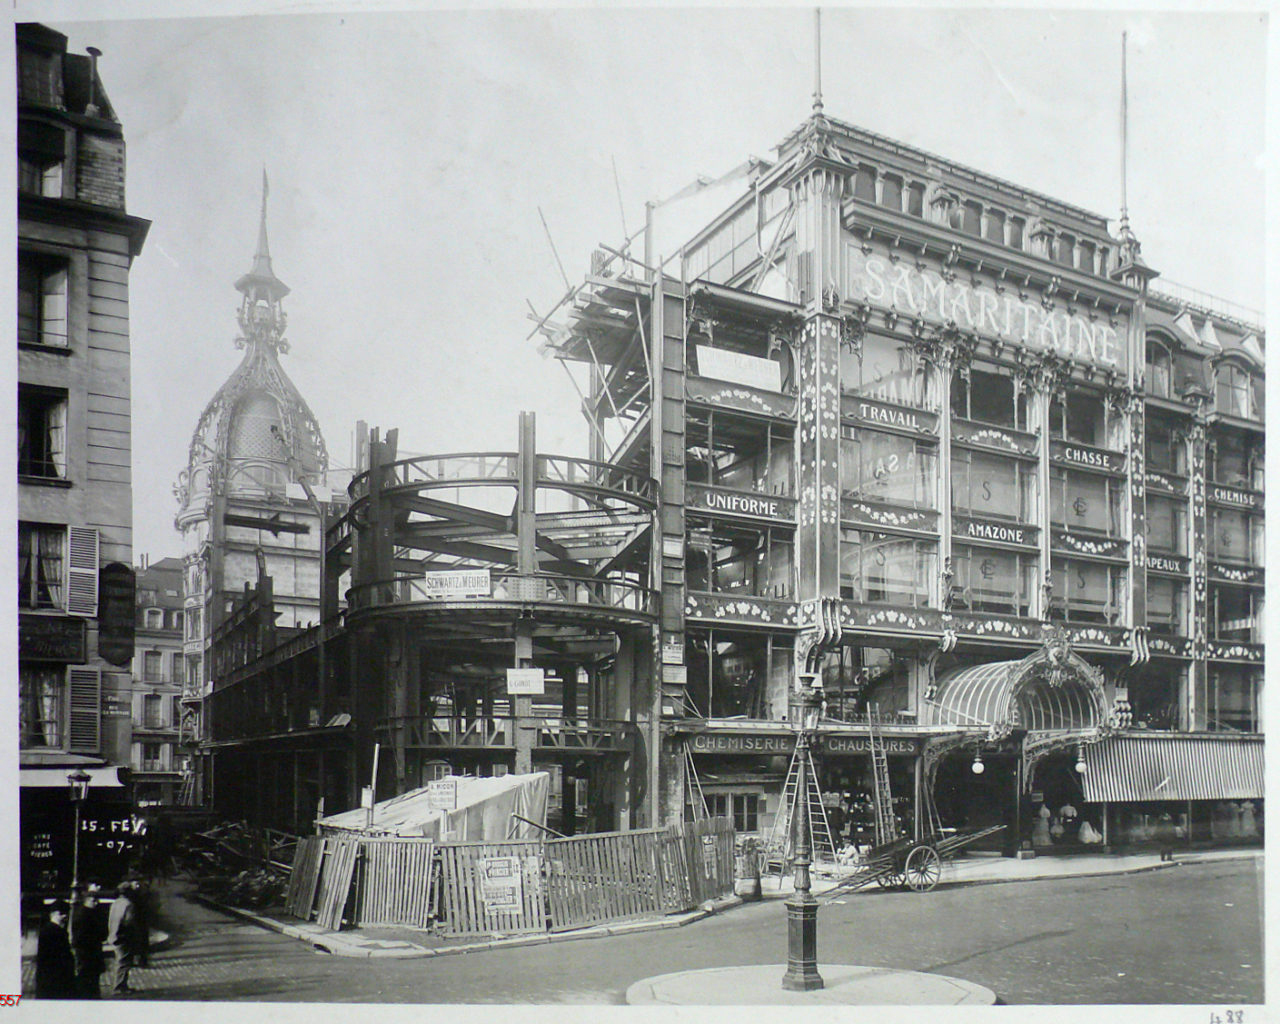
xmin=478 ymin=855 xmax=523 ymax=915
xmin=422 ymin=569 xmax=491 ymax=600
xmin=506 ymin=668 xmax=545 ymax=695
xmin=426 ymin=778 xmax=458 ymax=811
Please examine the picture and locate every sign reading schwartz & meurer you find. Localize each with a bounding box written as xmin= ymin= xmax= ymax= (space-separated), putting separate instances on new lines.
xmin=687 ymin=483 xmax=795 ymax=522
xmin=845 ymin=247 xmax=1129 ymax=372
xmin=422 ymin=568 xmax=491 ymax=600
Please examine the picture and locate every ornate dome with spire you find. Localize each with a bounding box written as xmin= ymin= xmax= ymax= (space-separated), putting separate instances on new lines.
xmin=176 ymin=174 xmax=328 ymax=516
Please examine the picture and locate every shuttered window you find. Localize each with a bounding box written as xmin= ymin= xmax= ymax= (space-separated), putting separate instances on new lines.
xmin=67 ymin=667 xmax=101 ymax=753
xmin=66 ymin=526 xmax=98 ymax=616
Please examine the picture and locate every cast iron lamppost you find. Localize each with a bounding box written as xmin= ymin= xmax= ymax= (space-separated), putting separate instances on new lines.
xmin=781 ymin=672 xmax=824 ymax=992
xmin=67 ymin=768 xmax=92 ymax=933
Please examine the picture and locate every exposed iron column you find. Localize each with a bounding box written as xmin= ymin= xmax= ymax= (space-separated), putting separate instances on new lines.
xmin=514 ymin=411 xmax=538 ymax=775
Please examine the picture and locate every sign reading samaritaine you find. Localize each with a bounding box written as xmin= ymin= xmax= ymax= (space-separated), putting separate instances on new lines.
xmin=846 ymin=247 xmax=1128 ymax=371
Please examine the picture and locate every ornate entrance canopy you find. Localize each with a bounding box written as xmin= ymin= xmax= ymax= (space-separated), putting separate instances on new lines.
xmin=922 ymin=634 xmax=1110 ymax=740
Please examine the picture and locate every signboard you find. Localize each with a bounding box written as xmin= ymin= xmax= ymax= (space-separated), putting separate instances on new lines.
xmin=19 ymin=614 xmax=86 ymax=663
xmin=661 ymin=664 xmax=688 ymax=685
xmin=98 ymin=562 xmax=136 ymax=667
xmin=360 ymin=786 xmax=374 ymax=809
xmin=696 ymin=345 xmax=782 ymax=392
xmin=700 ymin=835 xmax=717 ymax=878
xmin=1051 ymin=440 xmax=1125 ymax=474
xmin=1146 ymin=554 xmax=1190 ymax=576
xmin=687 ymin=484 xmax=789 ymax=521
xmin=662 ymin=537 xmax=686 ymax=560
xmin=506 ymin=668 xmax=546 ymax=695
xmin=426 ymin=778 xmax=458 ymax=811
xmin=848 ymin=396 xmax=938 ymax=435
xmin=662 ymin=641 xmax=684 ymax=665
xmin=687 ymin=732 xmax=795 ymax=754
xmin=955 ymin=516 xmax=1037 ymax=548
xmin=1209 ymin=485 xmax=1260 ymax=508
xmin=845 ymin=246 xmax=1126 ymax=372
xmin=478 ymin=855 xmax=523 ymax=915
xmin=422 ymin=569 xmax=491 ymax=600
xmin=819 ymin=735 xmax=918 ymax=755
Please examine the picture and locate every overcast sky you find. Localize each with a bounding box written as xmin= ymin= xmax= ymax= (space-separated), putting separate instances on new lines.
xmin=21 ymin=2 xmax=1270 ymax=561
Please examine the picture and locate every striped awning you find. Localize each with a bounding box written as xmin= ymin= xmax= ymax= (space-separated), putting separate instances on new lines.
xmin=1083 ymin=735 xmax=1264 ymax=802
xmin=924 ymin=657 xmax=1106 ymax=733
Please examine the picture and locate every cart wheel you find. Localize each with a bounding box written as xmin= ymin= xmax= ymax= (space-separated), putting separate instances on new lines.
xmin=875 ymin=869 xmax=904 ymax=890
xmin=904 ymin=845 xmax=941 ymax=892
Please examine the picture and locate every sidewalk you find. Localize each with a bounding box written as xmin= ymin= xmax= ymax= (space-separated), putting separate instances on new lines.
xmin=194 ymin=846 xmax=1260 ymax=959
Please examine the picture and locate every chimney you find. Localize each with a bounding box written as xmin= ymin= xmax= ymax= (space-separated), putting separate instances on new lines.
xmin=85 ymin=47 xmax=102 ymax=117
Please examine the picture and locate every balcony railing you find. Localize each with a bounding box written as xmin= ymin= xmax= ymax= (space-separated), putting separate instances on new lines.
xmin=348 ymin=571 xmax=658 ymax=618
xmin=376 ymin=715 xmax=635 ymax=752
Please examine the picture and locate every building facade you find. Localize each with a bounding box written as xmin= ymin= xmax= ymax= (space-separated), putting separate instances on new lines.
xmin=174 ymin=186 xmax=347 ymax=805
xmin=130 ymin=557 xmax=186 ymax=806
xmin=201 ymin=106 xmax=1263 ymax=851
xmin=17 ymin=23 xmax=150 ymax=894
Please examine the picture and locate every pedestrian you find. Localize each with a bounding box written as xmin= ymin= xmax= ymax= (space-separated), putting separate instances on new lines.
xmin=133 ymin=878 xmax=154 ymax=967
xmin=72 ymin=885 xmax=108 ymax=998
xmin=35 ymin=901 xmax=77 ymax=999
xmin=107 ymin=880 xmax=142 ymax=995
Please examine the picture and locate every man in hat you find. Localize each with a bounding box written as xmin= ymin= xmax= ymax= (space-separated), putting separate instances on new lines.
xmin=107 ymin=880 xmax=141 ymax=995
xmin=72 ymin=885 xmax=108 ymax=998
xmin=34 ymin=901 xmax=76 ymax=999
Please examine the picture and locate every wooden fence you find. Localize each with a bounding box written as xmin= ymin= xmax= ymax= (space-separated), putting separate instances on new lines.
xmin=288 ymin=818 xmax=736 ymax=938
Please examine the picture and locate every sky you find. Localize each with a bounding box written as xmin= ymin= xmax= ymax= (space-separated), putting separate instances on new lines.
xmin=14 ymin=1 xmax=1270 ymax=563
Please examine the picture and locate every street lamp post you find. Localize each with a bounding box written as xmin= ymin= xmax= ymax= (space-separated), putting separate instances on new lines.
xmin=781 ymin=673 xmax=824 ymax=992
xmin=67 ymin=769 xmax=92 ymax=934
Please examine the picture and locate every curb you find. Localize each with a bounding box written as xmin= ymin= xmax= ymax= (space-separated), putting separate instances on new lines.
xmin=189 ymin=892 xmax=744 ymax=960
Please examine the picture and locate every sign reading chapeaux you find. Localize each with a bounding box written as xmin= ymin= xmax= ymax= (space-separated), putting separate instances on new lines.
xmin=845 ymin=247 xmax=1127 ymax=371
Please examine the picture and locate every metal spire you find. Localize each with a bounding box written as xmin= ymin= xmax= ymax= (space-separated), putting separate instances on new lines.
xmin=235 ymin=167 xmax=289 ymax=301
xmin=812 ymin=8 xmax=824 ymax=116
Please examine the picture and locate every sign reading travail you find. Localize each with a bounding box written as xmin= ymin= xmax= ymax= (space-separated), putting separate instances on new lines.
xmin=845 ymin=247 xmax=1126 ymax=371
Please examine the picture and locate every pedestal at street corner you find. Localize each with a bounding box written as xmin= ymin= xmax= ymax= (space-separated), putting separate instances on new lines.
xmin=626 ymin=965 xmax=998 ymax=1005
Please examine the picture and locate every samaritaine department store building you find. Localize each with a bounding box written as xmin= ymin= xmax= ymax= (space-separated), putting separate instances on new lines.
xmin=204 ymin=106 xmax=1262 ymax=854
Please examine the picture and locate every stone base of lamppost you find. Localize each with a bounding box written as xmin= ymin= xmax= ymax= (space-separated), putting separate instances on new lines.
xmin=626 ymin=965 xmax=998 ymax=1005
xmin=781 ymin=892 xmax=823 ymax=991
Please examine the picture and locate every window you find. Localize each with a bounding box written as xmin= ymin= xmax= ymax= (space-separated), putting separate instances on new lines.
xmin=984 ymin=209 xmax=1005 ymax=244
xmin=1145 ymin=340 xmax=1172 ymax=399
xmin=880 ymin=174 xmax=902 ymax=211
xmin=1145 ymin=414 xmax=1186 ymax=475
xmin=685 ymin=412 xmax=793 ymax=495
xmin=1216 ymin=362 xmax=1263 ymax=421
xmin=18 ymin=254 xmax=68 ymax=347
xmin=843 ymin=333 xmax=933 ymax=409
xmin=1211 ymin=431 xmax=1264 ymax=489
xmin=1055 ymin=233 xmax=1075 ymax=267
xmin=708 ymin=793 xmax=760 ymax=833
xmin=1211 ymin=586 xmax=1262 ymax=643
xmin=19 ymin=664 xmax=62 ymax=748
xmin=17 ymin=386 xmax=67 ymax=479
xmin=1077 ymin=240 xmax=1096 ymax=274
xmin=1049 ymin=391 xmax=1111 ymax=448
xmin=1145 ymin=577 xmax=1186 ymax=636
xmin=1049 ymin=469 xmax=1123 ymax=535
xmin=1050 ymin=558 xmax=1125 ymax=625
xmin=1208 ymin=508 xmax=1263 ymax=564
xmin=1145 ymin=495 xmax=1187 ymax=555
xmin=961 ymin=201 xmax=982 ymax=236
xmin=143 ymin=607 xmax=163 ymax=629
xmin=854 ymin=165 xmax=876 ymax=201
xmin=1207 ymin=669 xmax=1260 ymax=733
xmin=143 ymin=693 xmax=163 ymax=728
xmin=952 ymin=450 xmax=1038 ymax=522
xmin=143 ymin=652 xmax=163 ymax=683
xmin=906 ymin=183 xmax=925 ymax=218
xmin=685 ymin=629 xmax=787 ymax=720
xmin=18 ymin=522 xmax=64 ymax=610
xmin=685 ymin=519 xmax=793 ymax=600
xmin=840 ymin=427 xmax=936 ymax=508
xmin=172 ymin=609 xmax=185 ymax=633
xmin=172 ymin=695 xmax=183 ymax=726
xmin=1007 ymin=217 xmax=1025 ymax=249
xmin=951 ymin=545 xmax=1036 ymax=617
xmin=952 ymin=368 xmax=1030 ymax=430
xmin=18 ymin=120 xmax=65 ymax=197
xmin=840 ymin=529 xmax=935 ymax=608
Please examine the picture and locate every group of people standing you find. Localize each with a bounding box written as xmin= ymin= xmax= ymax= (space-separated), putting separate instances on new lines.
xmin=34 ymin=877 xmax=152 ymax=999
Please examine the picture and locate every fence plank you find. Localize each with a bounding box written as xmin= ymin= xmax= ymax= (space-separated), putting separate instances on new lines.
xmin=285 ymin=837 xmax=324 ymax=919
xmin=314 ymin=837 xmax=359 ymax=931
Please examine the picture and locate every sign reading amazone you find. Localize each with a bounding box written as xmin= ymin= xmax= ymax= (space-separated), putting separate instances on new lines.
xmin=955 ymin=516 xmax=1038 ymax=548
xmin=845 ymin=247 xmax=1128 ymax=371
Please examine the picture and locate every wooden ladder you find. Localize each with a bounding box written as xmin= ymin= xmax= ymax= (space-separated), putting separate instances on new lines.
xmin=766 ymin=741 xmax=837 ymax=869
xmin=684 ymin=742 xmax=709 ymax=821
xmin=869 ymin=705 xmax=899 ymax=847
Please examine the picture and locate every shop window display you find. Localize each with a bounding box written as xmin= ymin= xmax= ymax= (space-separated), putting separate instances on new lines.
xmin=952 ymin=449 xmax=1038 ymax=522
xmin=842 ymin=333 xmax=935 ymax=410
xmin=840 ymin=426 xmax=936 ymax=508
xmin=951 ymin=545 xmax=1036 ymax=617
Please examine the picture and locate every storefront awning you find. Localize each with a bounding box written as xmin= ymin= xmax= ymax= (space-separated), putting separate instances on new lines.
xmin=1083 ymin=735 xmax=1264 ymax=802
xmin=20 ymin=766 xmax=127 ymax=788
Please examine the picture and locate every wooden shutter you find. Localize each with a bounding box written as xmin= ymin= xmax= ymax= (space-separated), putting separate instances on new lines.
xmin=67 ymin=667 xmax=101 ymax=753
xmin=66 ymin=526 xmax=98 ymax=616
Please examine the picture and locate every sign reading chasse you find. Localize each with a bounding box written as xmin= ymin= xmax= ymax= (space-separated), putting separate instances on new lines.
xmin=845 ymin=248 xmax=1127 ymax=372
